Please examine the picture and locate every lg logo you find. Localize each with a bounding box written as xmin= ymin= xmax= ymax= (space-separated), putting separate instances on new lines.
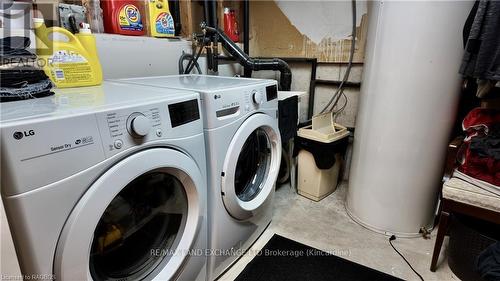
xmin=13 ymin=130 xmax=35 ymax=140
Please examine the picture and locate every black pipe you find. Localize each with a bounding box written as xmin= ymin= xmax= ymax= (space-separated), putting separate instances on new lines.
xmin=203 ymin=0 xmax=217 ymax=28
xmin=168 ymin=0 xmax=181 ymax=36
xmin=308 ymin=59 xmax=317 ymax=120
xmin=203 ymin=0 xmax=210 ymax=27
xmin=318 ymin=61 xmax=364 ymax=66
xmin=203 ymin=0 xmax=219 ymax=72
xmin=315 ymin=79 xmax=360 ymax=87
xmin=243 ymin=0 xmax=249 ymax=55
xmin=204 ymin=25 xmax=291 ymax=91
xmin=216 ymin=55 xmax=237 ymax=61
xmin=258 ymin=57 xmax=318 ymax=119
xmin=243 ymin=0 xmax=252 ymax=78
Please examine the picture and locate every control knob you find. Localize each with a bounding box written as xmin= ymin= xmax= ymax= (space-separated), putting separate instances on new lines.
xmin=128 ymin=114 xmax=151 ymax=137
xmin=252 ymin=90 xmax=264 ymax=105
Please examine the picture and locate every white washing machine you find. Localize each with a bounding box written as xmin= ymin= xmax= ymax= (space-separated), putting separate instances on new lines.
xmin=112 ymin=75 xmax=282 ymax=280
xmin=0 ymin=82 xmax=208 ymax=281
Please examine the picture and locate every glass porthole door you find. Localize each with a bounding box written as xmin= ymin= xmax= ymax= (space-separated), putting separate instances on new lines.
xmin=54 ymin=148 xmax=203 ymax=281
xmin=89 ymin=171 xmax=187 ymax=280
xmin=221 ymin=114 xmax=281 ymax=220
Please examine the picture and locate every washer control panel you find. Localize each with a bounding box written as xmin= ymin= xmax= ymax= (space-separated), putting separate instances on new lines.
xmin=213 ymin=83 xmax=278 ymax=119
xmin=202 ymin=81 xmax=278 ymax=129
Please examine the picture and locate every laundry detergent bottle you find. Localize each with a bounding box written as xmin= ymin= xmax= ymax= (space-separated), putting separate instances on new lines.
xmin=146 ymin=0 xmax=175 ymax=37
xmin=101 ymin=0 xmax=146 ymax=36
xmin=33 ymin=19 xmax=103 ymax=88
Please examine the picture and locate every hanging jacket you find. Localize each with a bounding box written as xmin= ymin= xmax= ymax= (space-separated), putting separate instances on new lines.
xmin=460 ymin=0 xmax=500 ymax=81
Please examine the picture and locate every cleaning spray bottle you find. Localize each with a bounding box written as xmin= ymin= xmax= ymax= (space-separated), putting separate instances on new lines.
xmin=33 ymin=18 xmax=103 ymax=88
xmin=146 ymin=0 xmax=175 ymax=37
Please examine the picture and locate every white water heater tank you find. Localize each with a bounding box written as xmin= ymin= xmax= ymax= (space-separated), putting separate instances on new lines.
xmin=346 ymin=1 xmax=473 ymax=237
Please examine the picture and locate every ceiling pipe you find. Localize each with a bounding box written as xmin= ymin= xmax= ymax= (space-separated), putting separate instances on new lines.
xmin=202 ymin=24 xmax=292 ymax=91
xmin=203 ymin=0 xmax=217 ymax=28
xmin=199 ymin=2 xmax=291 ymax=90
xmin=242 ymin=0 xmax=252 ymax=78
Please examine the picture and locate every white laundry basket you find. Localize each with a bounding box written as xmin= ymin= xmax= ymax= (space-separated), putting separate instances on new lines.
xmin=297 ymin=113 xmax=349 ymax=201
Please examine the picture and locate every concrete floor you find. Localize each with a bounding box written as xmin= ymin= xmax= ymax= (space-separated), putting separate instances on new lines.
xmin=220 ymin=182 xmax=460 ymax=281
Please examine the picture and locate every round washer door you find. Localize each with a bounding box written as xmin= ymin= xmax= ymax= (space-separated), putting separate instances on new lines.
xmin=221 ymin=113 xmax=281 ymax=220
xmin=54 ymin=148 xmax=204 ymax=281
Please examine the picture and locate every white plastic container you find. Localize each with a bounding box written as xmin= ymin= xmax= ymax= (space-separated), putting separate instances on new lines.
xmin=297 ymin=113 xmax=349 ymax=201
xmin=298 ymin=151 xmax=341 ymax=201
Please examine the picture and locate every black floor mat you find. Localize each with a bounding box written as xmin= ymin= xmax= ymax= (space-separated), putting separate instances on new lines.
xmin=235 ymin=234 xmax=404 ymax=281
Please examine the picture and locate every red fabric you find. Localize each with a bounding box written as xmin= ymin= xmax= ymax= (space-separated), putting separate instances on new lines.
xmin=462 ymin=107 xmax=500 ymax=139
xmin=458 ymin=149 xmax=500 ymax=186
xmin=458 ymin=108 xmax=500 ymax=186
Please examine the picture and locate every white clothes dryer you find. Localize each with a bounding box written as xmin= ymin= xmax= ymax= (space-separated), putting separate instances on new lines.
xmin=0 ymin=82 xmax=208 ymax=281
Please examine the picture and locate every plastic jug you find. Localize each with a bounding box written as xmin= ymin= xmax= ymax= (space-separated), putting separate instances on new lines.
xmin=33 ymin=18 xmax=103 ymax=88
xmin=146 ymin=0 xmax=175 ymax=37
xmin=101 ymin=0 xmax=146 ymax=36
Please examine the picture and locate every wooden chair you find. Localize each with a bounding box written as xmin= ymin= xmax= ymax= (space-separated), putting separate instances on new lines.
xmin=430 ymin=137 xmax=500 ymax=272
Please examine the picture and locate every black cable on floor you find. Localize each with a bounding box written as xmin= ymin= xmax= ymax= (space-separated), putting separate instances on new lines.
xmin=389 ymin=235 xmax=425 ymax=281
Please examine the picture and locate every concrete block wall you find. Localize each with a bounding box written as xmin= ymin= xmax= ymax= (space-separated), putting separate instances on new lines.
xmin=252 ymin=63 xmax=363 ymax=181
xmin=95 ymin=35 xmax=242 ymax=79
xmin=252 ymin=64 xmax=363 ymax=128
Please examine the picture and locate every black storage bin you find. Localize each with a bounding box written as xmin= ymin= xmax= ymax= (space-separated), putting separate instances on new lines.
xmin=448 ymin=214 xmax=500 ymax=281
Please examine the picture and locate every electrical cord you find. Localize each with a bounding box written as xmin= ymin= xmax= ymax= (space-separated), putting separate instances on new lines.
xmin=319 ymin=0 xmax=357 ymax=115
xmin=304 ymin=0 xmax=356 ymax=124
xmin=333 ymin=91 xmax=348 ymax=122
xmin=389 ymin=235 xmax=425 ymax=281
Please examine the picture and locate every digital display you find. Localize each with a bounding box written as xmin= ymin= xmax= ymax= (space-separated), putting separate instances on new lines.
xmin=266 ymin=84 xmax=278 ymax=101
xmin=168 ymin=99 xmax=200 ymax=128
xmin=216 ymin=106 xmax=239 ymax=118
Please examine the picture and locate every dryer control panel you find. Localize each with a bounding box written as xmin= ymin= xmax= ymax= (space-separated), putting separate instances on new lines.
xmin=96 ymin=98 xmax=201 ymax=158
xmin=1 ymin=96 xmax=202 ymax=196
xmin=98 ymin=105 xmax=163 ymax=155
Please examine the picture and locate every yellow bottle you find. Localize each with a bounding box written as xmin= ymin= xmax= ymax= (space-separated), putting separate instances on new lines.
xmin=33 ymin=18 xmax=103 ymax=88
xmin=146 ymin=0 xmax=175 ymax=37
